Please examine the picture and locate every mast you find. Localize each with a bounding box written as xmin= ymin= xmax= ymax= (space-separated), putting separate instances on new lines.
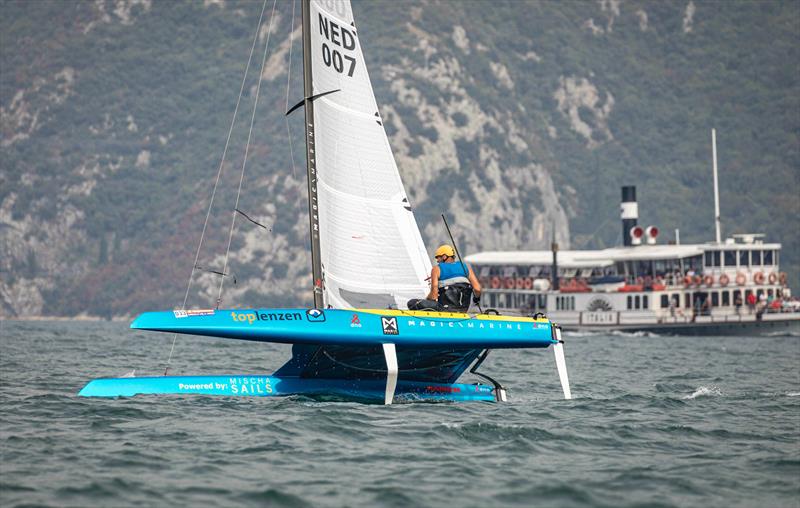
xmin=302 ymin=0 xmax=324 ymax=308
xmin=712 ymin=128 xmax=721 ymax=244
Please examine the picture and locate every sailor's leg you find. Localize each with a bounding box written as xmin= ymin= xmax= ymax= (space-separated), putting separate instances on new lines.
xmin=382 ymin=343 xmax=398 ymax=405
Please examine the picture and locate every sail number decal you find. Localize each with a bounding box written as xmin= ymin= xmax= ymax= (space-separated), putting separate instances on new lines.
xmin=319 ymin=14 xmax=357 ymax=77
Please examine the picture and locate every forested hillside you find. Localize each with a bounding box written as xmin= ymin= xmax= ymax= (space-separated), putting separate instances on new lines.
xmin=1 ymin=0 xmax=798 ymax=318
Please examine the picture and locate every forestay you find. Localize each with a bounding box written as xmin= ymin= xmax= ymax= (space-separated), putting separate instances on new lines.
xmin=309 ymin=0 xmax=430 ymax=309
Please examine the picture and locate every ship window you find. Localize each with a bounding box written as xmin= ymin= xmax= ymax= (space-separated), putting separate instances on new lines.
xmin=538 ymin=295 xmax=547 ymax=309
xmin=489 ymin=294 xmax=496 ymax=308
xmin=733 ymin=290 xmax=742 ymax=306
xmin=756 ymin=289 xmax=764 ymax=298
xmin=711 ymin=251 xmax=720 ymax=267
xmin=505 ymin=293 xmax=512 ymax=308
xmin=745 ymin=289 xmax=753 ymax=302
xmin=764 ymin=250 xmax=773 ymax=265
xmin=634 ymin=295 xmax=641 ymax=309
xmin=685 ymin=292 xmax=692 ymax=308
xmin=751 ymin=250 xmax=762 ymax=265
xmin=572 ymin=297 xmax=575 ymax=310
xmin=711 ymin=292 xmax=719 ymax=307
xmin=704 ymin=252 xmax=713 ymax=266
xmin=672 ymin=294 xmax=680 ymax=307
xmin=643 ymin=295 xmax=649 ymax=309
xmin=724 ymin=250 xmax=735 ymax=267
xmin=767 ymin=289 xmax=773 ymax=298
xmin=627 ymin=295 xmax=632 ymax=310
xmin=722 ymin=291 xmax=730 ymax=306
xmin=661 ymin=295 xmax=669 ymax=308
xmin=739 ymin=250 xmax=748 ymax=266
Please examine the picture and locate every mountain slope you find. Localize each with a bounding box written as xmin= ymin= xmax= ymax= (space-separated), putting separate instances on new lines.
xmin=1 ymin=0 xmax=798 ymax=317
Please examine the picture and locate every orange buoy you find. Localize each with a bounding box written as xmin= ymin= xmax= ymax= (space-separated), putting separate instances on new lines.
xmin=490 ymin=276 xmax=501 ymax=289
xmin=719 ymin=274 xmax=730 ymax=286
xmin=515 ymin=277 xmax=525 ymax=289
xmin=524 ymin=277 xmax=533 ymax=290
xmin=504 ymin=277 xmax=515 ymax=289
xmin=779 ymin=272 xmax=788 ymax=286
xmin=704 ymin=275 xmax=714 ymax=287
xmin=735 ymin=272 xmax=746 ymax=286
xmin=693 ymin=275 xmax=702 ymax=287
xmin=683 ymin=276 xmax=693 ymax=287
xmin=753 ymin=272 xmax=765 ymax=285
xmin=768 ymin=272 xmax=778 ymax=284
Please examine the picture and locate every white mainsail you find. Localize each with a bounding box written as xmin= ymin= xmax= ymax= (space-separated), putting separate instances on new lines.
xmin=308 ymin=0 xmax=431 ymax=309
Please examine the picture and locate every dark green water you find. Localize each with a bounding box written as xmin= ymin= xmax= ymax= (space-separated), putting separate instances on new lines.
xmin=1 ymin=320 xmax=798 ymax=508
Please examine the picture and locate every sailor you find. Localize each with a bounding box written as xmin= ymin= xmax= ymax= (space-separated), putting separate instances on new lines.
xmin=408 ymin=245 xmax=482 ymax=312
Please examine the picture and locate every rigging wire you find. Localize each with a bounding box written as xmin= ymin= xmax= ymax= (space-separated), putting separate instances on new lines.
xmin=284 ymin=0 xmax=299 ymax=180
xmin=163 ymin=0 xmax=270 ymax=375
xmin=216 ymin=0 xmax=279 ymax=308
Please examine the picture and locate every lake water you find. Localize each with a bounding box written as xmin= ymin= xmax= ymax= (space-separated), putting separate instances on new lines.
xmin=1 ymin=320 xmax=798 ymax=507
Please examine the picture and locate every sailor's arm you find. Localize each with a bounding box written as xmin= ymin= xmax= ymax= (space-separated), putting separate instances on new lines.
xmin=427 ymin=266 xmax=440 ymax=300
xmin=468 ymin=266 xmax=481 ymax=296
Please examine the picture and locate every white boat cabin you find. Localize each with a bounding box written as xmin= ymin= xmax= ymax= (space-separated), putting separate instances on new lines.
xmin=466 ymin=235 xmax=792 ymax=328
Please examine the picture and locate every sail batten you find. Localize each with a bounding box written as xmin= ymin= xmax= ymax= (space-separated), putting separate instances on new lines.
xmin=307 ymin=0 xmax=430 ymax=309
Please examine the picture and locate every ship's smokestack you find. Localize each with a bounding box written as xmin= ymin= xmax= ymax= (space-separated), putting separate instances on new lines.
xmin=621 ymin=186 xmax=638 ymax=247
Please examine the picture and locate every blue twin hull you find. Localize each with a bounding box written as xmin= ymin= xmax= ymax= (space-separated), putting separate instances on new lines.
xmin=78 ymin=375 xmax=497 ymax=402
xmin=79 ymin=308 xmax=555 ymax=402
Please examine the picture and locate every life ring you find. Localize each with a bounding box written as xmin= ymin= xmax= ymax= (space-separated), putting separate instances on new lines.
xmin=515 ymin=277 xmax=525 ymax=289
xmin=524 ymin=277 xmax=533 ymax=290
xmin=779 ymin=272 xmax=788 ymax=286
xmin=636 ymin=276 xmax=644 ymax=286
xmin=504 ymin=277 xmax=515 ymax=289
xmin=768 ymin=272 xmax=778 ymax=285
xmin=490 ymin=276 xmax=501 ymax=289
xmin=704 ymin=275 xmax=714 ymax=287
xmin=683 ymin=276 xmax=693 ymax=287
xmin=693 ymin=275 xmax=702 ymax=287
xmin=719 ymin=274 xmax=730 ymax=286
xmin=753 ymin=272 xmax=765 ymax=285
xmin=735 ymin=272 xmax=746 ymax=286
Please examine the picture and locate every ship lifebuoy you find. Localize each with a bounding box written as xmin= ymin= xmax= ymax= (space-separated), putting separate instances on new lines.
xmin=693 ymin=275 xmax=702 ymax=287
xmin=490 ymin=276 xmax=501 ymax=289
xmin=524 ymin=277 xmax=533 ymax=290
xmin=683 ymin=276 xmax=692 ymax=287
xmin=504 ymin=277 xmax=515 ymax=289
xmin=515 ymin=277 xmax=525 ymax=289
xmin=704 ymin=275 xmax=714 ymax=287
xmin=719 ymin=274 xmax=730 ymax=286
xmin=636 ymin=276 xmax=644 ymax=286
xmin=753 ymin=272 xmax=765 ymax=285
xmin=779 ymin=272 xmax=788 ymax=286
xmin=735 ymin=272 xmax=746 ymax=286
xmin=768 ymin=272 xmax=778 ymax=285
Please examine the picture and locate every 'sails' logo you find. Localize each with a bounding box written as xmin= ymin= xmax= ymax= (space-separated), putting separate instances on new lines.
xmin=306 ymin=309 xmax=326 ymax=322
xmin=381 ymin=317 xmax=399 ymax=335
xmin=350 ymin=314 xmax=361 ymax=328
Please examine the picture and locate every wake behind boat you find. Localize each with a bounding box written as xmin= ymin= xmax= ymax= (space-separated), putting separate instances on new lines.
xmin=78 ymin=0 xmax=572 ymax=404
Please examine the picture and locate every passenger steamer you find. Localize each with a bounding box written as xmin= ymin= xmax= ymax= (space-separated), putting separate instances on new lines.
xmin=467 ymin=185 xmax=799 ymax=336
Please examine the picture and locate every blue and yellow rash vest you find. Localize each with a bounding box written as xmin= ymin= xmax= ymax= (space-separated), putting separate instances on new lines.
xmin=438 ymin=262 xmax=470 ymax=287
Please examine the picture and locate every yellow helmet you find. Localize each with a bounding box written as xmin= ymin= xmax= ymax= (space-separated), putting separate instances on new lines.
xmin=434 ymin=245 xmax=455 ymax=258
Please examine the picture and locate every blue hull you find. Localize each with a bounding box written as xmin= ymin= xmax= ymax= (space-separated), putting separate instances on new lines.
xmin=130 ymin=308 xmax=555 ymax=349
xmin=78 ymin=375 xmax=497 ymax=402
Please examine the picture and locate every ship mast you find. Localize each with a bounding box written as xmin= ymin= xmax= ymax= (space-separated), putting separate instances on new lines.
xmin=301 ymin=0 xmax=324 ymax=308
xmin=712 ymin=128 xmax=722 ymax=244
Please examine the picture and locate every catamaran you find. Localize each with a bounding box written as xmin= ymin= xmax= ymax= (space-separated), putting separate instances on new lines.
xmin=79 ymin=0 xmax=572 ymax=403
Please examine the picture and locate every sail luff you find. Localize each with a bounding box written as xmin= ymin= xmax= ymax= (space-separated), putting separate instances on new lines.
xmin=301 ymin=0 xmax=325 ymax=308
